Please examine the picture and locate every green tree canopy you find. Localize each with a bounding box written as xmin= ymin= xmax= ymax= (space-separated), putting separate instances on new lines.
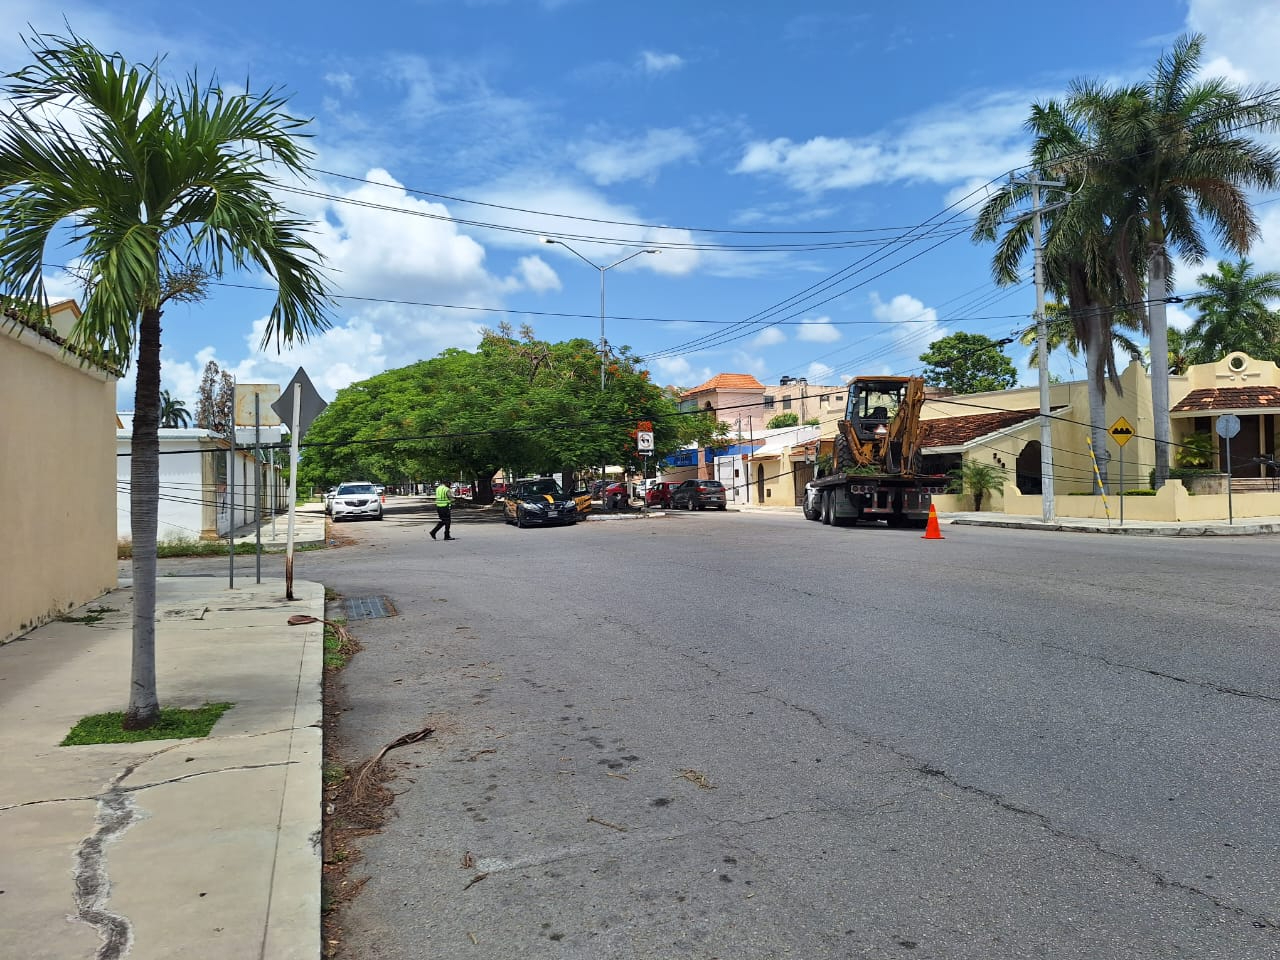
xmin=300 ymin=327 xmax=721 ymax=499
xmin=919 ymin=332 xmax=1018 ymax=394
xmin=766 ymin=412 xmax=800 ymax=429
xmin=1184 ymin=258 xmax=1280 ymax=364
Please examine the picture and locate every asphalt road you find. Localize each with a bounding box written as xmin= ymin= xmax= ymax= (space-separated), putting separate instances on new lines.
xmin=193 ymin=498 xmax=1280 ymax=959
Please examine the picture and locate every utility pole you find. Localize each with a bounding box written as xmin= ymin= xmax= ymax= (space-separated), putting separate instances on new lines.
xmin=1014 ymin=173 xmax=1065 ymax=523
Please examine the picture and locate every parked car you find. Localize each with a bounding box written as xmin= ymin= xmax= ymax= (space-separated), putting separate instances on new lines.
xmin=603 ymin=481 xmax=643 ymax=510
xmin=331 ymin=481 xmax=383 ymax=521
xmin=491 ymin=481 xmax=508 ymax=497
xmin=671 ymin=479 xmax=728 ymax=510
xmin=324 ymin=487 xmax=338 ymax=515
xmin=503 ymin=477 xmax=580 ymax=528
xmin=645 ymin=481 xmax=681 ymax=508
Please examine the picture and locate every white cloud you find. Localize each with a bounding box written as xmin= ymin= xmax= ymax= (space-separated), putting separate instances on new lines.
xmin=735 ymin=90 xmax=1040 ymax=196
xmin=640 ymin=51 xmax=684 ymax=74
xmin=1189 ymin=0 xmax=1280 ymax=85
xmin=795 ymin=317 xmax=841 ymax=343
xmin=870 ymin=292 xmax=944 ymax=352
xmin=752 ymin=327 xmax=786 ymax=347
xmin=807 ymin=362 xmax=836 ymax=382
xmin=575 ymin=128 xmax=699 ymax=185
xmin=514 ymin=255 xmax=561 ymax=293
xmin=730 ymin=350 xmax=767 ymax=377
xmin=1250 ymin=206 xmax=1280 ymax=274
xmin=325 ymin=72 xmax=356 ymax=96
xmin=652 ymin=355 xmax=711 ymax=387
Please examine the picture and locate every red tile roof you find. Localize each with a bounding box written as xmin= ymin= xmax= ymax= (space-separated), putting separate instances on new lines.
xmin=684 ymin=373 xmax=765 ymax=395
xmin=1170 ymin=386 xmax=1280 ymax=413
xmin=920 ymin=408 xmax=1042 ymax=448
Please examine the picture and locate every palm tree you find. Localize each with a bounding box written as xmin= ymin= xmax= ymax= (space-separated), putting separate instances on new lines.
xmin=1072 ymin=34 xmax=1280 ymax=486
xmin=1185 ymin=258 xmax=1280 ymax=363
xmin=1166 ymin=326 xmax=1194 ymax=375
xmin=0 ymin=33 xmax=331 ymax=728
xmin=1017 ymin=302 xmax=1144 ymax=372
xmin=947 ymin=460 xmax=1005 ymax=512
xmin=159 ymin=389 xmax=192 ymax=429
xmin=974 ymin=99 xmax=1142 ymax=492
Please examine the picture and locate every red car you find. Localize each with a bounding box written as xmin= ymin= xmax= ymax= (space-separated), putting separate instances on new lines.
xmin=645 ymin=481 xmax=681 ymax=508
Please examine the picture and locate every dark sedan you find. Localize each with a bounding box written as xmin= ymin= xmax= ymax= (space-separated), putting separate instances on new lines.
xmin=671 ymin=479 xmax=728 ymax=510
xmin=503 ymin=478 xmax=581 ymax=527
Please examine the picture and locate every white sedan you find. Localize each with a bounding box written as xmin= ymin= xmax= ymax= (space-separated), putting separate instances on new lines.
xmin=331 ymin=482 xmax=383 ymax=522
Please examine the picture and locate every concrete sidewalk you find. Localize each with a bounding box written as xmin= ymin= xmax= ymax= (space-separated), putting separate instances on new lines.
xmin=230 ymin=500 xmax=328 ymax=549
xmin=732 ymin=501 xmax=1280 ymax=536
xmin=943 ymin=510 xmax=1280 ymax=536
xmin=0 ymin=576 xmax=324 ymax=960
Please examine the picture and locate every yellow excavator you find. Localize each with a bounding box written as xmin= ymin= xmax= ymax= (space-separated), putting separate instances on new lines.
xmin=805 ymin=376 xmax=946 ymax=527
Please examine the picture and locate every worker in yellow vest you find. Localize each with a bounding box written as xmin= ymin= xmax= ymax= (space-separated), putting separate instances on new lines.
xmin=430 ymin=481 xmax=455 ymax=540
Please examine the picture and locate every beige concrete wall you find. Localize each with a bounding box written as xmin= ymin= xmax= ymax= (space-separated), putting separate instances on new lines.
xmin=2 ymin=327 xmax=117 ymax=642
xmin=997 ymin=484 xmax=1280 ymax=521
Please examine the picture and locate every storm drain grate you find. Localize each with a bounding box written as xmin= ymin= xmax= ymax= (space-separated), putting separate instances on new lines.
xmin=344 ymin=596 xmax=397 ymax=620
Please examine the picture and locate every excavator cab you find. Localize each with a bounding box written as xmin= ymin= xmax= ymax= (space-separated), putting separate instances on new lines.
xmin=837 ymin=376 xmax=926 ymax=476
xmin=846 ymin=380 xmax=907 ymax=441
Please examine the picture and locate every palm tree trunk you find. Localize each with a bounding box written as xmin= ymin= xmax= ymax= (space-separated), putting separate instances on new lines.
xmin=1083 ymin=305 xmax=1110 ymax=492
xmin=123 ymin=305 xmax=163 ymax=729
xmin=1148 ymin=247 xmax=1172 ymax=488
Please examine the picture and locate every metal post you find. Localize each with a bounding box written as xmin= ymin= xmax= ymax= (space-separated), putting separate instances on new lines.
xmin=1226 ymin=433 xmax=1234 ymax=525
xmin=599 ymin=265 xmax=607 ymax=392
xmin=285 ymin=382 xmax=301 ymax=600
xmin=1119 ymin=443 xmax=1125 ymax=525
xmin=228 ymin=416 xmax=235 ymax=589
xmin=1031 ymin=178 xmax=1055 ymax=523
xmin=254 ymin=392 xmax=262 ymax=584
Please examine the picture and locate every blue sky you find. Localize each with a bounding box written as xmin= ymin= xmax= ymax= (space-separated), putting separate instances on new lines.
xmin=7 ymin=0 xmax=1279 ymax=408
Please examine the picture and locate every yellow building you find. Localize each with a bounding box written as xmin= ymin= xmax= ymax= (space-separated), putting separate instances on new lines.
xmin=2 ymin=300 xmax=118 ymax=642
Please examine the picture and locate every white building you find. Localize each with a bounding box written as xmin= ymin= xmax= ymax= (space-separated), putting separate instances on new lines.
xmin=116 ymin=417 xmax=287 ymax=542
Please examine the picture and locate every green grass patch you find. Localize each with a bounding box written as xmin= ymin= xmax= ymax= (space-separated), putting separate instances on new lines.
xmin=59 ymin=606 xmax=119 ymax=625
xmin=324 ymin=619 xmax=353 ymax=670
xmin=61 ymin=702 xmax=233 ymax=745
xmin=119 ymin=537 xmax=326 ymax=559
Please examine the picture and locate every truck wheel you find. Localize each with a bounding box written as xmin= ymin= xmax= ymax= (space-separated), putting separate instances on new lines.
xmin=834 ymin=432 xmax=854 ymax=471
xmin=821 ymin=491 xmax=832 ymax=525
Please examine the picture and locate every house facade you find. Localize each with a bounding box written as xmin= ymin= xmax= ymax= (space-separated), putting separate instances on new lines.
xmin=2 ymin=300 xmax=117 ymax=643
xmin=667 ymin=373 xmax=845 ymax=489
xmin=713 ymin=352 xmax=1279 ymax=521
xmin=116 ymin=419 xmax=288 ymax=542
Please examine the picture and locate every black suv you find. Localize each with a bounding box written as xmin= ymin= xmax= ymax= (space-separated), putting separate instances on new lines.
xmin=671 ymin=479 xmax=728 ymax=510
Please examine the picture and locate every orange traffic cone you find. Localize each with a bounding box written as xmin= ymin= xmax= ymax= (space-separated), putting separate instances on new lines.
xmin=921 ymin=504 xmax=944 ymax=540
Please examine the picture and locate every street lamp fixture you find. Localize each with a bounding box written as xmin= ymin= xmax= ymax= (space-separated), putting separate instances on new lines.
xmin=540 ymin=237 xmax=659 ymax=391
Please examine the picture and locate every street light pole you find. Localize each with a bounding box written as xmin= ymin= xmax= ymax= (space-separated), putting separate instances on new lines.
xmin=541 ymin=238 xmax=659 ymax=392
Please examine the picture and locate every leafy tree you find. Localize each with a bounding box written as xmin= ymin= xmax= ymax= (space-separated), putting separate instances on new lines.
xmin=159 ymin=389 xmax=191 ymax=428
xmin=299 ymin=328 xmax=721 ymax=502
xmin=1073 ymin=34 xmax=1280 ymax=486
xmin=948 ymin=460 xmax=1006 ymax=512
xmin=195 ymin=360 xmax=235 ymax=431
xmin=1185 ymin=258 xmax=1280 ymax=363
xmin=919 ymin=332 xmax=1018 ymax=394
xmin=766 ymin=412 xmax=800 ymax=429
xmin=0 ymin=33 xmax=330 ymax=728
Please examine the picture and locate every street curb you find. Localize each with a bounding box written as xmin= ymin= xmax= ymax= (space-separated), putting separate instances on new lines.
xmin=949 ymin=518 xmax=1280 ymax=537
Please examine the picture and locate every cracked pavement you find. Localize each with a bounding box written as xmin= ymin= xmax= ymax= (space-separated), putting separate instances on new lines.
xmin=0 ymin=577 xmax=324 ymax=960
xmin=319 ymin=502 xmax=1280 ymax=960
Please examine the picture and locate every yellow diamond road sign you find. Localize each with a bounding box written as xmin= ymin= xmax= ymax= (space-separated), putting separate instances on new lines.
xmin=1109 ymin=416 xmax=1135 ymax=447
